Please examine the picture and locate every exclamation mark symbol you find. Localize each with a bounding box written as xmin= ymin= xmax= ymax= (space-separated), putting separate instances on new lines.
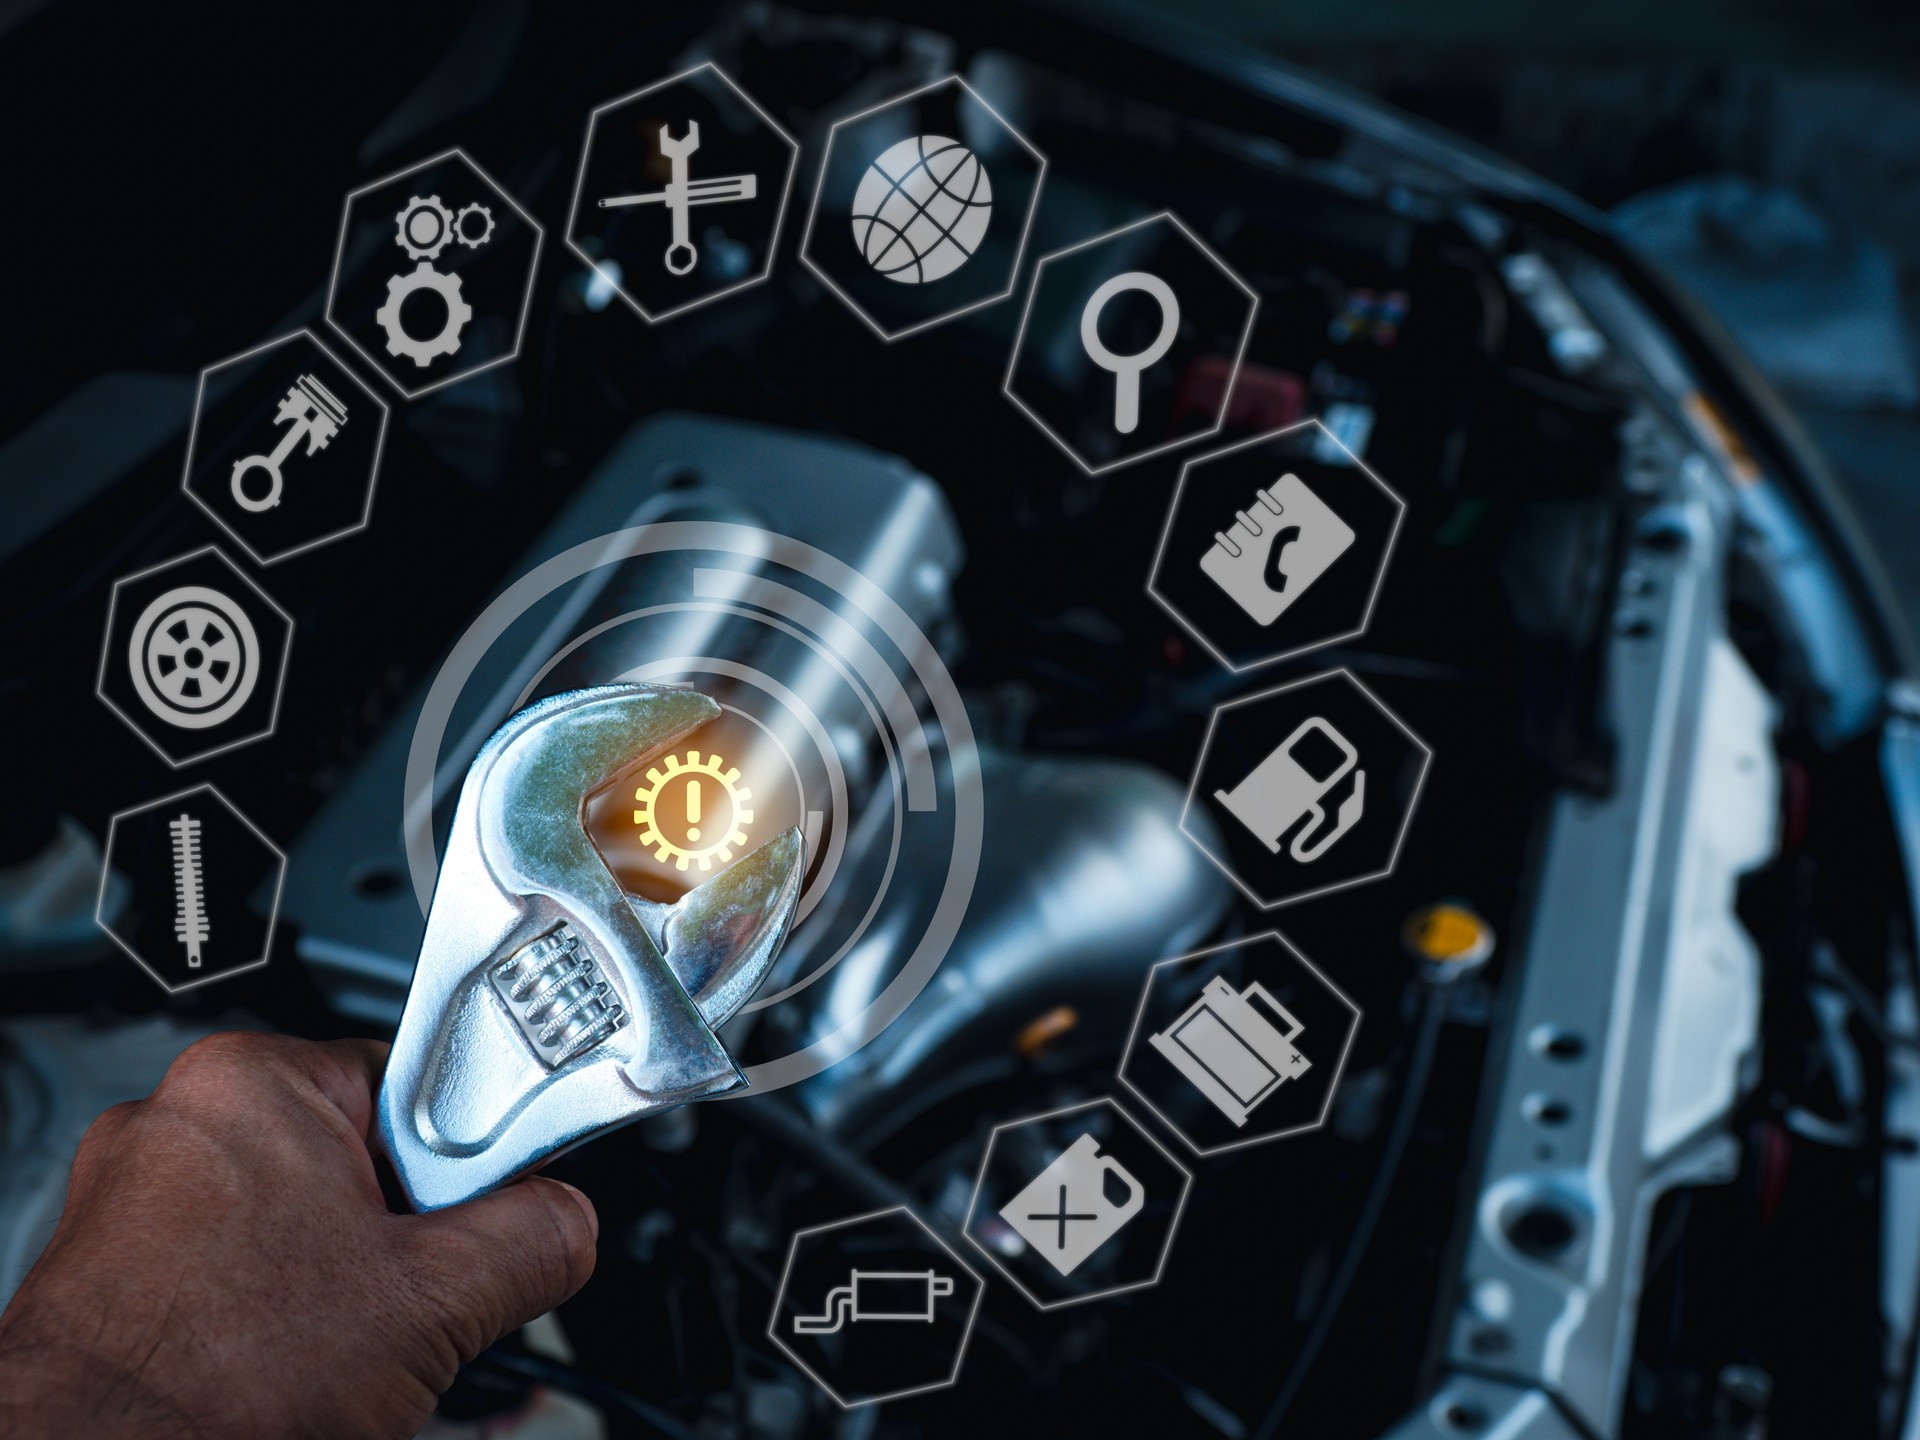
xmin=686 ymin=778 xmax=702 ymax=842
xmin=170 ymin=813 xmax=208 ymax=968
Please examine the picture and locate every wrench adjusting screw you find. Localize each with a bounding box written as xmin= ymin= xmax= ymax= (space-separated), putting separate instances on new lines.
xmin=488 ymin=923 xmax=628 ymax=1067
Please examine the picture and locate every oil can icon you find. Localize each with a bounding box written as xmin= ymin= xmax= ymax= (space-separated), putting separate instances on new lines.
xmin=1150 ymin=976 xmax=1310 ymax=1127
xmin=1213 ymin=715 xmax=1365 ymax=862
xmin=1000 ymin=1134 xmax=1145 ymax=1276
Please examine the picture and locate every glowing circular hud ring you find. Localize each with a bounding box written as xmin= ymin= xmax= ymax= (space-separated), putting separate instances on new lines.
xmin=403 ymin=521 xmax=983 ymax=1092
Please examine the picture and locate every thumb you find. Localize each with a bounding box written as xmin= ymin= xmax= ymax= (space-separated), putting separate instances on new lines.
xmin=402 ymin=1176 xmax=599 ymax=1356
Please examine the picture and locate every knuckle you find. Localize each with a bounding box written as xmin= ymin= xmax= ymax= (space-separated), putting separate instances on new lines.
xmin=71 ymin=1101 xmax=136 ymax=1164
xmin=175 ymin=1030 xmax=274 ymax=1073
xmin=154 ymin=1032 xmax=281 ymax=1104
xmin=83 ymin=1098 xmax=138 ymax=1137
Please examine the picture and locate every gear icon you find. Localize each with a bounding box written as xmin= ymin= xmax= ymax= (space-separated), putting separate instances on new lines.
xmin=395 ymin=195 xmax=455 ymax=260
xmin=633 ymin=751 xmax=754 ymax=872
xmin=453 ymin=202 xmax=496 ymax=249
xmin=374 ymin=262 xmax=473 ymax=368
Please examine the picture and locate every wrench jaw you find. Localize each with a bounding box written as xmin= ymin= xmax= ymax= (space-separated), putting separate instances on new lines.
xmin=658 ymin=119 xmax=700 ymax=158
xmin=378 ymin=685 xmax=804 ymax=1212
xmin=661 ymin=825 xmax=803 ymax=1028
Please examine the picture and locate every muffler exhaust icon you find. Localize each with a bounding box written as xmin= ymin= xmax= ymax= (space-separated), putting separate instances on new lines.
xmin=1214 ymin=716 xmax=1365 ymax=862
xmin=791 ymin=1270 xmax=955 ymax=1334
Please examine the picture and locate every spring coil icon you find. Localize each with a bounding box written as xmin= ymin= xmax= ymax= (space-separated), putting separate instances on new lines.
xmin=489 ymin=925 xmax=627 ymax=1067
xmin=169 ymin=813 xmax=208 ymax=968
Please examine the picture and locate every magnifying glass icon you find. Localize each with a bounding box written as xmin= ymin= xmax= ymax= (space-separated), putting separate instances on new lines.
xmin=1080 ymin=271 xmax=1181 ymax=434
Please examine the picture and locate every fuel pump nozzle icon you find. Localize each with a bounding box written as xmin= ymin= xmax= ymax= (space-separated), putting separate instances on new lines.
xmin=1214 ymin=716 xmax=1365 ymax=863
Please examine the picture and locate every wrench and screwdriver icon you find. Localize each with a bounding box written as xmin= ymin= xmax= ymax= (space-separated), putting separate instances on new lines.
xmin=228 ymin=373 xmax=350 ymax=513
xmin=597 ymin=121 xmax=757 ymax=276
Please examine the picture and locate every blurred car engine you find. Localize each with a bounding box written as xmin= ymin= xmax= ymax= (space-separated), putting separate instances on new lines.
xmin=3 ymin=3 xmax=1920 ymax=1438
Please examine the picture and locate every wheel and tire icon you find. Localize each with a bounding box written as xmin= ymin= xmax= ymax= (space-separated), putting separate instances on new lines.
xmin=126 ymin=586 xmax=260 ymax=730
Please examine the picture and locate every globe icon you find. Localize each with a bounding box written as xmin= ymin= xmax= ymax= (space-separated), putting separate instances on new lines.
xmin=850 ymin=135 xmax=993 ymax=284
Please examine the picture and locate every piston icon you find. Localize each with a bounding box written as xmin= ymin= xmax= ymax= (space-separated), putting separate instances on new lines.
xmin=228 ymin=374 xmax=349 ymax=513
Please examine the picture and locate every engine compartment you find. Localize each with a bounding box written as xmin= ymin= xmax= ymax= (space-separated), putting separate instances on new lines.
xmin=3 ymin=4 xmax=1916 ymax=1437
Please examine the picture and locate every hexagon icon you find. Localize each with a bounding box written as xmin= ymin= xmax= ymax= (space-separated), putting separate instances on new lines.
xmin=1005 ymin=212 xmax=1258 ymax=474
xmin=1183 ymin=668 xmax=1431 ymax=909
xmin=963 ymin=1097 xmax=1191 ymax=1311
xmin=801 ymin=74 xmax=1047 ymax=340
xmin=96 ymin=784 xmax=286 ymax=992
xmin=566 ymin=63 xmax=799 ymax=324
xmin=769 ymin=1206 xmax=985 ymax=1408
xmin=1119 ymin=932 xmax=1362 ymax=1156
xmin=181 ymin=329 xmax=389 ymax=565
xmin=97 ymin=546 xmax=293 ymax=769
xmin=326 ymin=148 xmax=544 ymax=399
xmin=1149 ymin=419 xmax=1407 ymax=672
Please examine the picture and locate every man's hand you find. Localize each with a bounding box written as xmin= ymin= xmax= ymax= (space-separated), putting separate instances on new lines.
xmin=0 ymin=1032 xmax=598 ymax=1440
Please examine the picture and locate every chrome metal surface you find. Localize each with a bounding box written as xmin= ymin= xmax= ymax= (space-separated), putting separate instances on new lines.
xmin=285 ymin=416 xmax=961 ymax=1026
xmin=489 ymin=925 xmax=627 ymax=1067
xmin=1388 ymin=455 xmax=1780 ymax=1437
xmin=1880 ymin=714 xmax=1920 ymax=1440
xmin=794 ymin=748 xmax=1235 ymax=1143
xmin=377 ymin=683 xmax=803 ymax=1211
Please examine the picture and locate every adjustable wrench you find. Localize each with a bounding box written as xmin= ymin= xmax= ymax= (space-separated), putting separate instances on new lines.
xmin=596 ymin=121 xmax=758 ymax=277
xmin=378 ymin=684 xmax=803 ymax=1211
